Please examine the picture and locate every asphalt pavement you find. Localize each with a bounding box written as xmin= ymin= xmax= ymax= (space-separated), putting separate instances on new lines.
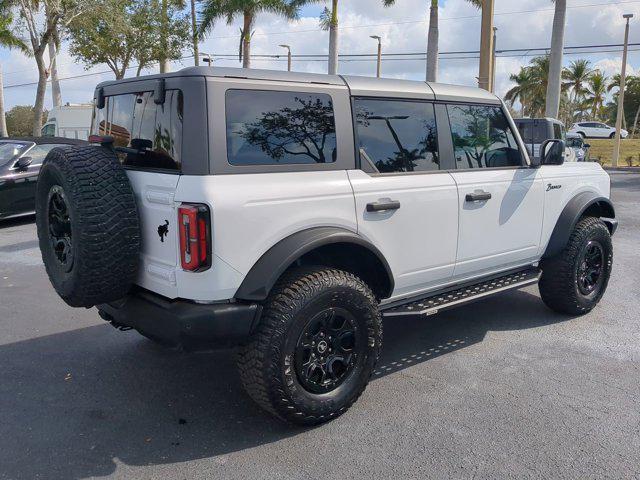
xmin=1 ymin=173 xmax=639 ymax=480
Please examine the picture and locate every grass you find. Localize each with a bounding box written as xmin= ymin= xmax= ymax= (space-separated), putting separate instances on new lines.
xmin=587 ymin=138 xmax=640 ymax=167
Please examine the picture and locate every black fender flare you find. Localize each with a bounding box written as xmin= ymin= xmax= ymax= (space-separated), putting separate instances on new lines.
xmin=234 ymin=227 xmax=394 ymax=302
xmin=543 ymin=191 xmax=616 ymax=258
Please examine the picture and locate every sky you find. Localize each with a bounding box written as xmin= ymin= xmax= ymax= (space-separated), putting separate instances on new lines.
xmin=2 ymin=0 xmax=640 ymax=111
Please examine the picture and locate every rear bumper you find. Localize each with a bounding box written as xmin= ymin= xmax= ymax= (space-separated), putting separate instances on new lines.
xmin=97 ymin=289 xmax=262 ymax=349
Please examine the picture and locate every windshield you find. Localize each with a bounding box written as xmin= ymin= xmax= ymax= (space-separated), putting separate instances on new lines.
xmin=0 ymin=142 xmax=31 ymax=167
xmin=567 ymin=137 xmax=583 ymax=148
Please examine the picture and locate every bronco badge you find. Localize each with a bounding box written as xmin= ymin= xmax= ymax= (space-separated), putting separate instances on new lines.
xmin=546 ymin=183 xmax=562 ymax=191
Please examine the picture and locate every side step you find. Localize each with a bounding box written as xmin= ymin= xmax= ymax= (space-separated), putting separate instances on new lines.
xmin=382 ymin=267 xmax=541 ymax=317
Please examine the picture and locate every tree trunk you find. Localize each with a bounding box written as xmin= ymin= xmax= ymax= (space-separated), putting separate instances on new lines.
xmin=0 ymin=63 xmax=7 ymax=137
xmin=159 ymin=0 xmax=170 ymax=73
xmin=48 ymin=38 xmax=62 ymax=107
xmin=328 ymin=0 xmax=338 ymax=75
xmin=425 ymin=0 xmax=438 ymax=82
xmin=545 ymin=0 xmax=566 ymax=118
xmin=191 ymin=0 xmax=199 ymax=66
xmin=33 ymin=54 xmax=47 ymax=136
xmin=632 ymin=103 xmax=640 ymax=138
xmin=242 ymin=12 xmax=253 ymax=69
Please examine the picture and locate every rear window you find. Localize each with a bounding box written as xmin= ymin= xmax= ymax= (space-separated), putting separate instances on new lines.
xmin=91 ymin=90 xmax=183 ymax=171
xmin=516 ymin=121 xmax=548 ymax=144
xmin=225 ymin=89 xmax=337 ymax=166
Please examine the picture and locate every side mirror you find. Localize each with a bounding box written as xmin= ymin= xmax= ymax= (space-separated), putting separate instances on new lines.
xmin=15 ymin=156 xmax=32 ymax=170
xmin=540 ymin=139 xmax=566 ymax=166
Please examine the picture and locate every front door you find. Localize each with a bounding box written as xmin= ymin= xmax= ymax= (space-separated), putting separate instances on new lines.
xmin=446 ymin=103 xmax=544 ymax=278
xmin=349 ymin=98 xmax=458 ymax=301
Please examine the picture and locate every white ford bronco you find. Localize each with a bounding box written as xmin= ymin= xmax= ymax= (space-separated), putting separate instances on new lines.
xmin=36 ymin=67 xmax=616 ymax=425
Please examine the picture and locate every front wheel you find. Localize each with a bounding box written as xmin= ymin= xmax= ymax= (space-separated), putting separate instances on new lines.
xmin=237 ymin=267 xmax=382 ymax=425
xmin=539 ymin=217 xmax=612 ymax=315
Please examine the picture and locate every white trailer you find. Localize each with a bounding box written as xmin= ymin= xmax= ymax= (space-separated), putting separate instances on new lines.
xmin=41 ymin=104 xmax=93 ymax=140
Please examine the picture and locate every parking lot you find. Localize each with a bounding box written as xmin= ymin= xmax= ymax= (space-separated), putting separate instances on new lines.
xmin=0 ymin=172 xmax=638 ymax=480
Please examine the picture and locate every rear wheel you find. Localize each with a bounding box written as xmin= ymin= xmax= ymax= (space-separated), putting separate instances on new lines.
xmin=539 ymin=217 xmax=612 ymax=315
xmin=609 ymin=132 xmax=616 ymax=139
xmin=237 ymin=267 xmax=382 ymax=425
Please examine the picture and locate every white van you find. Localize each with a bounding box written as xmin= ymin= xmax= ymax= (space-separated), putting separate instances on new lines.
xmin=41 ymin=104 xmax=92 ymax=140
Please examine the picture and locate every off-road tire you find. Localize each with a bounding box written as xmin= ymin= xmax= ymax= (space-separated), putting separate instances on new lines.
xmin=36 ymin=146 xmax=140 ymax=307
xmin=237 ymin=267 xmax=382 ymax=425
xmin=539 ymin=216 xmax=612 ymax=315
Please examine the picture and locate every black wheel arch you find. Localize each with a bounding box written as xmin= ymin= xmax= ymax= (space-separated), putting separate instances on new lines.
xmin=543 ymin=191 xmax=616 ymax=259
xmin=234 ymin=227 xmax=394 ymax=302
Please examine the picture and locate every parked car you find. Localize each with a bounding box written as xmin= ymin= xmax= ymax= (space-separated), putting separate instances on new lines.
xmin=35 ymin=68 xmax=616 ymax=425
xmin=0 ymin=137 xmax=87 ymax=220
xmin=41 ymin=104 xmax=93 ymax=140
xmin=569 ymin=121 xmax=628 ymax=139
xmin=566 ymin=133 xmax=591 ymax=161
xmin=513 ymin=117 xmax=566 ymax=160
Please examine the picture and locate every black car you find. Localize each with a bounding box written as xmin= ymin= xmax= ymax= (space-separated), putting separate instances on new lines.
xmin=0 ymin=137 xmax=87 ymax=220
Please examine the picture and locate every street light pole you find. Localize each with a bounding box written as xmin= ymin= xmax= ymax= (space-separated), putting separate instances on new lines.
xmin=370 ymin=35 xmax=382 ymax=78
xmin=279 ymin=44 xmax=292 ymax=72
xmin=612 ymin=13 xmax=633 ymax=167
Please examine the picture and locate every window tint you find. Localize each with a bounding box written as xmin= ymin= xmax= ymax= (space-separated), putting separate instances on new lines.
xmin=27 ymin=144 xmax=58 ymax=166
xmin=41 ymin=124 xmax=55 ymax=136
xmin=552 ymin=123 xmax=564 ymax=140
xmin=92 ymin=90 xmax=183 ymax=171
xmin=226 ymin=89 xmax=337 ymax=166
xmin=448 ymin=104 xmax=522 ymax=169
xmin=354 ymin=98 xmax=439 ymax=173
xmin=516 ymin=121 xmax=547 ymax=144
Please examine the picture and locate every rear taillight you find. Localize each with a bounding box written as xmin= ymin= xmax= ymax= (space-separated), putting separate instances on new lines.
xmin=178 ymin=203 xmax=211 ymax=272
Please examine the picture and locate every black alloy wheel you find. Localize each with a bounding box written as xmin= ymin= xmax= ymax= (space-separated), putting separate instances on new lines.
xmin=47 ymin=185 xmax=74 ymax=272
xmin=577 ymin=240 xmax=604 ymax=296
xmin=294 ymin=307 xmax=359 ymax=394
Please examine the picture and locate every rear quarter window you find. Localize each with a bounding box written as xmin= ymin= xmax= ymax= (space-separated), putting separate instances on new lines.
xmin=91 ymin=90 xmax=184 ymax=172
xmin=225 ymin=89 xmax=337 ymax=166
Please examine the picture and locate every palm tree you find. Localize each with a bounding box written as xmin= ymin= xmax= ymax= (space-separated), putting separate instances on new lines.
xmin=383 ymin=0 xmax=480 ymax=82
xmin=0 ymin=9 xmax=29 ymax=137
xmin=199 ymin=0 xmax=303 ymax=69
xmin=318 ymin=1 xmax=396 ymax=75
xmin=505 ymin=69 xmax=533 ymax=116
xmin=585 ymin=70 xmax=608 ymax=120
xmin=562 ymin=59 xmax=593 ymax=103
xmin=545 ymin=0 xmax=566 ymax=119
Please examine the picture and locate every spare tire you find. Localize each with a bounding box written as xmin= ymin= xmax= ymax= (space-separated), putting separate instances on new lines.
xmin=36 ymin=145 xmax=140 ymax=307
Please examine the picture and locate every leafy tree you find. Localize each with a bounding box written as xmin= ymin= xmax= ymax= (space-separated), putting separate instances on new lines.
xmin=563 ymin=59 xmax=593 ymax=103
xmin=585 ymin=71 xmax=608 ymax=120
xmin=3 ymin=0 xmax=91 ymax=136
xmin=68 ymin=0 xmax=190 ymax=79
xmin=0 ymin=7 xmax=29 ymax=137
xmin=6 ymin=105 xmax=48 ymax=137
xmin=504 ymin=56 xmax=553 ymax=118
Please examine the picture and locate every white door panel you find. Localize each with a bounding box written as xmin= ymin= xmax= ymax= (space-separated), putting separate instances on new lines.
xmin=451 ymin=168 xmax=544 ymax=277
xmin=348 ymin=169 xmax=458 ymax=299
xmin=126 ymin=170 xmax=180 ymax=298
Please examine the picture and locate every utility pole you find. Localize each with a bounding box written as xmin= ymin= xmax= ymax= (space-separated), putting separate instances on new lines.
xmin=280 ymin=44 xmax=292 ymax=71
xmin=370 ymin=35 xmax=382 ymax=78
xmin=478 ymin=0 xmax=495 ymax=91
xmin=613 ymin=14 xmax=633 ymax=167
xmin=490 ymin=27 xmax=497 ymax=93
xmin=191 ymin=0 xmax=199 ymax=66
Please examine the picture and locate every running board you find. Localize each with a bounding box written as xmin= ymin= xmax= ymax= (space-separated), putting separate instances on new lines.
xmin=382 ymin=268 xmax=541 ymax=318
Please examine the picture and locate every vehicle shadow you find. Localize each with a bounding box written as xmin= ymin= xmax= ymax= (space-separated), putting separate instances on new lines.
xmin=0 ymin=214 xmax=35 ymax=229
xmin=0 ymin=288 xmax=573 ymax=479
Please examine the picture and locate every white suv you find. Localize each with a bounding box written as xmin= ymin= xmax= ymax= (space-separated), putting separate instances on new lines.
xmin=569 ymin=121 xmax=628 ymax=139
xmin=35 ymin=68 xmax=617 ymax=425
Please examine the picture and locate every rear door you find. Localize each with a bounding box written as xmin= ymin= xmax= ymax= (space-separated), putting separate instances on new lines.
xmin=349 ymin=98 xmax=459 ymax=300
xmin=446 ymin=103 xmax=544 ymax=278
xmin=92 ymin=77 xmax=206 ymax=299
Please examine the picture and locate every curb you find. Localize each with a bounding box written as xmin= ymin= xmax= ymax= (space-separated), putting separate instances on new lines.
xmin=603 ymin=167 xmax=640 ymax=173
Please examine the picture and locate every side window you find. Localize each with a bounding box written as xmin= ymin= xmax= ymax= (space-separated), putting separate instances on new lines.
xmin=447 ymin=104 xmax=523 ymax=169
xmin=92 ymin=90 xmax=183 ymax=171
xmin=354 ymin=98 xmax=439 ymax=173
xmin=226 ymin=89 xmax=337 ymax=166
xmin=552 ymin=123 xmax=562 ymax=140
xmin=26 ymin=144 xmax=57 ymax=166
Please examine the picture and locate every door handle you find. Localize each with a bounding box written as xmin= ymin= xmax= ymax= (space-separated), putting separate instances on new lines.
xmin=465 ymin=190 xmax=492 ymax=202
xmin=366 ymin=200 xmax=401 ymax=212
